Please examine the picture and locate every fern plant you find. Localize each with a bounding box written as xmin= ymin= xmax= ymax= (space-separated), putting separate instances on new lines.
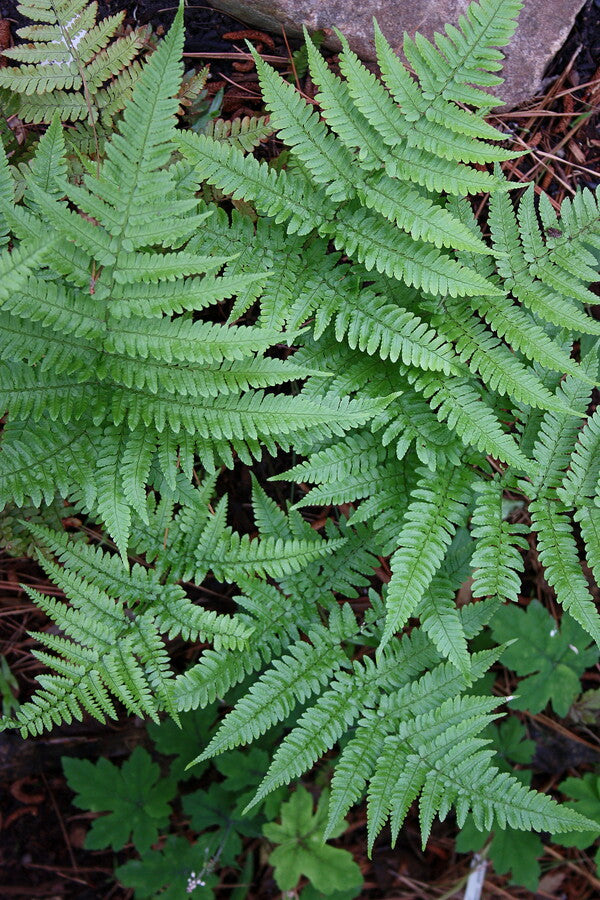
xmin=0 ymin=0 xmax=149 ymax=127
xmin=0 ymin=5 xmax=381 ymax=559
xmin=177 ymin=0 xmax=600 ymax=656
xmin=2 ymin=0 xmax=600 ymax=859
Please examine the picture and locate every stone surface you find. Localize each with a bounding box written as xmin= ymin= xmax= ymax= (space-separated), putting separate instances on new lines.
xmin=207 ymin=0 xmax=587 ymax=107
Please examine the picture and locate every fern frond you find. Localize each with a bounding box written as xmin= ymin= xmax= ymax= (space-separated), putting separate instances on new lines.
xmin=252 ymin=50 xmax=356 ymax=203
xmin=30 ymin=521 xmax=165 ymax=600
xmin=326 ymin=724 xmax=385 ymax=839
xmin=22 ymin=113 xmax=68 ymax=198
xmin=93 ymin=424 xmax=131 ymax=562
xmin=327 ymin=284 xmax=464 ymax=373
xmin=557 ymin=409 xmax=600 ymax=508
xmin=386 ymin=142 xmax=512 ymax=196
xmin=335 ymin=31 xmax=517 ymax=166
xmin=9 ymin=571 xmax=164 ymax=735
xmin=545 ymin=189 xmax=600 ymax=268
xmin=0 ymin=0 xmax=147 ymax=124
xmin=0 ymin=361 xmax=98 ymax=423
xmin=434 ymin=298 xmax=574 ymax=413
xmin=206 ymin=114 xmax=273 ymax=152
xmin=382 ymin=465 xmax=474 ymax=646
xmin=3 ymin=0 xmax=600 ymax=861
xmin=304 ymin=33 xmax=391 ymax=172
xmin=472 ymin=290 xmax=587 ymax=379
xmin=208 ymin=533 xmax=345 ymax=583
xmin=470 ymin=479 xmax=527 ymax=603
xmin=178 ymin=131 xmax=333 ymax=236
xmin=577 ymin=506 xmax=600 ymax=586
xmin=373 ymin=23 xmax=506 ymax=137
xmin=332 ymin=661 xmax=486 ymax=845
xmin=0 ymin=239 xmax=55 ymax=299
xmin=195 ymin=616 xmax=357 ymax=761
xmin=172 ymin=646 xmax=267 ymax=713
xmin=517 ymin=187 xmax=599 ymax=306
xmin=359 ymin=173 xmax=492 ymax=254
xmin=417 ymin=573 xmax=470 ymax=675
xmin=527 ymin=356 xmax=596 ymax=498
xmin=410 ymin=371 xmax=534 ymax=473
xmin=366 ymin=694 xmax=592 ymax=849
xmin=408 ymin=0 xmax=523 ymax=107
xmin=85 ymin=29 xmax=146 ymax=92
xmin=531 ymin=498 xmax=600 ymax=646
xmin=5 ymin=514 xmax=260 ymax=735
xmin=249 ymin=664 xmax=369 ymax=806
xmin=151 ymin=595 xmax=253 ymax=652
xmin=490 ymin=189 xmax=600 ymax=336
xmin=300 ymin=517 xmax=381 ymax=597
xmin=103 ymin=318 xmax=286 ymax=365
xmin=0 ymin=419 xmax=96 ymax=509
xmin=0 ymin=139 xmax=13 ymax=248
xmin=335 ymin=207 xmax=499 ymax=298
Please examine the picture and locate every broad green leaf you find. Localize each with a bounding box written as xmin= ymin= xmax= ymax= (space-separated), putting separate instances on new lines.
xmin=491 ymin=600 xmax=599 ymax=717
xmin=62 ymin=746 xmax=176 ymax=853
xmin=263 ymin=787 xmax=363 ymax=895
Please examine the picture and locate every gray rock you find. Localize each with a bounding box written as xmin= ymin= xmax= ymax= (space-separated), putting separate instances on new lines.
xmin=208 ymin=0 xmax=586 ymax=107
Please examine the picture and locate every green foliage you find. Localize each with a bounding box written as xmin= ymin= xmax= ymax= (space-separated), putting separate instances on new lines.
xmin=62 ymin=746 xmax=176 ymax=853
xmin=116 ymin=835 xmax=220 ymax=900
xmin=147 ymin=704 xmax=217 ymax=782
xmin=0 ymin=498 xmax=80 ymax=557
xmin=263 ymin=787 xmax=363 ymax=896
xmin=3 ymin=0 xmax=600 ymax=866
xmin=0 ymin=0 xmax=149 ymax=127
xmin=458 ymin=823 xmax=543 ymax=891
xmin=458 ymin=725 xmax=600 ymax=891
xmin=2 ymin=504 xmax=257 ymax=735
xmin=0 ymin=5 xmax=370 ymax=557
xmin=456 ymin=718 xmax=544 ymax=891
xmin=63 ymin=707 xmax=355 ymax=899
xmin=491 ymin=600 xmax=599 ymax=717
xmin=0 ymin=656 xmax=19 ymax=716
xmin=204 ymin=114 xmax=274 ymax=151
xmin=470 ymin=479 xmax=527 ymax=604
xmin=553 ymin=774 xmax=600 ymax=853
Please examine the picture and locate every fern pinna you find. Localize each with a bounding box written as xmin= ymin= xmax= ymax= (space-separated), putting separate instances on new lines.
xmin=2 ymin=0 xmax=600 ymax=852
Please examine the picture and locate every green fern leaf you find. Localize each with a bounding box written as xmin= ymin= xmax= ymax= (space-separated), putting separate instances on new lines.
xmin=417 ymin=573 xmax=470 ymax=675
xmin=177 ymin=131 xmax=333 ymax=235
xmin=94 ymin=424 xmax=132 ymax=562
xmin=0 ymin=0 xmax=147 ymax=124
xmin=335 ymin=30 xmax=517 ymax=166
xmin=558 ymin=409 xmax=600 ymax=508
xmin=410 ymin=371 xmax=535 ymax=473
xmin=252 ymin=50 xmax=356 ymax=203
xmin=194 ymin=624 xmax=355 ymax=761
xmin=527 ymin=356 xmax=597 ymax=498
xmin=382 ymin=465 xmax=474 ymax=646
xmin=530 ymin=498 xmax=600 ymax=646
xmin=471 ymin=479 xmax=527 ymax=603
xmin=434 ymin=298 xmax=575 ymax=412
xmin=121 ymin=427 xmax=156 ymax=523
xmin=335 ymin=207 xmax=500 ymax=298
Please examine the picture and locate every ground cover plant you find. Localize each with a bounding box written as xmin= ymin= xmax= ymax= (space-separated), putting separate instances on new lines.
xmin=1 ymin=0 xmax=600 ymax=894
xmin=59 ymin=706 xmax=363 ymax=898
